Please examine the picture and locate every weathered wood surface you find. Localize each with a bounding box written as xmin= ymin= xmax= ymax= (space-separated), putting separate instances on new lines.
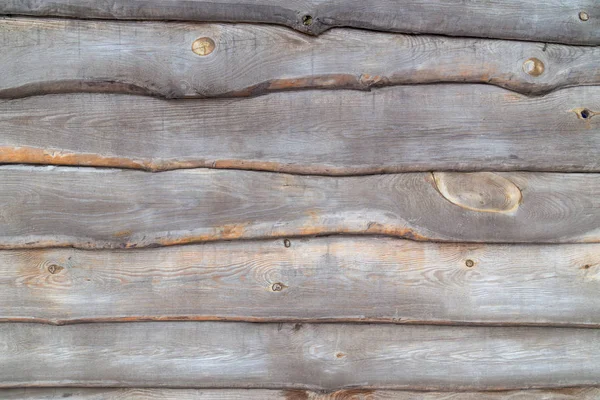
xmin=3 ymin=19 xmax=600 ymax=99
xmin=2 ymin=238 xmax=600 ymax=326
xmin=1 ymin=86 xmax=598 ymax=173
xmin=1 ymin=0 xmax=598 ymax=44
xmin=2 ymin=322 xmax=600 ymax=389
xmin=1 ymin=167 xmax=600 ymax=247
xmin=3 ymin=388 xmax=600 ymax=400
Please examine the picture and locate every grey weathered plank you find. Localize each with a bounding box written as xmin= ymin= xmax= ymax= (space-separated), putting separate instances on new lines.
xmin=2 ymin=237 xmax=600 ymax=326
xmin=2 ymin=388 xmax=599 ymax=399
xmin=0 ymin=0 xmax=597 ymax=44
xmin=0 ymin=167 xmax=599 ymax=247
xmin=0 ymin=86 xmax=598 ymax=173
xmin=3 ymin=18 xmax=600 ymax=99
xmin=2 ymin=322 xmax=600 ymax=389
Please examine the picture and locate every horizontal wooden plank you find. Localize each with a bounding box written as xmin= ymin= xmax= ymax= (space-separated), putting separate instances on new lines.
xmin=3 ymin=388 xmax=600 ymax=399
xmin=1 ymin=86 xmax=599 ymax=173
xmin=1 ymin=167 xmax=600 ymax=247
xmin=2 ymin=322 xmax=600 ymax=389
xmin=3 ymin=18 xmax=600 ymax=99
xmin=2 ymin=238 xmax=600 ymax=326
xmin=0 ymin=0 xmax=598 ymax=45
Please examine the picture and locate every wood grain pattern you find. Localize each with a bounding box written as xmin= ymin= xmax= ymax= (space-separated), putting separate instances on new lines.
xmin=0 ymin=167 xmax=599 ymax=247
xmin=3 ymin=388 xmax=600 ymax=399
xmin=1 ymin=86 xmax=599 ymax=173
xmin=2 ymin=322 xmax=600 ymax=390
xmin=0 ymin=0 xmax=598 ymax=44
xmin=3 ymin=18 xmax=600 ymax=98
xmin=2 ymin=237 xmax=600 ymax=326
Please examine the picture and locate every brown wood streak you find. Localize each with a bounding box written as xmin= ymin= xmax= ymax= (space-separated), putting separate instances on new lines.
xmin=1 ymin=238 xmax=599 ymax=326
xmin=0 ymin=167 xmax=599 ymax=247
xmin=0 ymin=0 xmax=597 ymax=44
xmin=2 ymin=322 xmax=600 ymax=390
xmin=2 ymin=388 xmax=599 ymax=399
xmin=0 ymin=86 xmax=598 ymax=174
xmin=1 ymin=18 xmax=600 ymax=99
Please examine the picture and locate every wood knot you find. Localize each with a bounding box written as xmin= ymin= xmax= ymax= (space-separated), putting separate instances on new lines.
xmin=432 ymin=172 xmax=522 ymax=213
xmin=47 ymin=264 xmax=64 ymax=274
xmin=523 ymin=58 xmax=544 ymax=77
xmin=271 ymin=282 xmax=286 ymax=292
xmin=579 ymin=11 xmax=589 ymax=21
xmin=192 ymin=37 xmax=215 ymax=56
xmin=284 ymin=239 xmax=291 ymax=248
xmin=302 ymin=15 xmax=313 ymax=26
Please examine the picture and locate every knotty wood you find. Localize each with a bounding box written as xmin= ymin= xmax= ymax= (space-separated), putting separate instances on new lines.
xmin=2 ymin=238 xmax=600 ymax=326
xmin=2 ymin=322 xmax=600 ymax=389
xmin=0 ymin=86 xmax=598 ymax=173
xmin=1 ymin=1 xmax=598 ymax=44
xmin=3 ymin=388 xmax=599 ymax=399
xmin=3 ymin=18 xmax=600 ymax=98
xmin=0 ymin=167 xmax=599 ymax=247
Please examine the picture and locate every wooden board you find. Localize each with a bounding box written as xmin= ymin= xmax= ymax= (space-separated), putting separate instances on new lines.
xmin=3 ymin=388 xmax=599 ymax=399
xmin=3 ymin=18 xmax=600 ymax=99
xmin=2 ymin=322 xmax=600 ymax=390
xmin=2 ymin=237 xmax=600 ymax=326
xmin=0 ymin=86 xmax=598 ymax=174
xmin=0 ymin=0 xmax=598 ymax=45
xmin=1 ymin=167 xmax=600 ymax=247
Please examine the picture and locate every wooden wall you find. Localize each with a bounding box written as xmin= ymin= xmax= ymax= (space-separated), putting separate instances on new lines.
xmin=0 ymin=1 xmax=599 ymax=398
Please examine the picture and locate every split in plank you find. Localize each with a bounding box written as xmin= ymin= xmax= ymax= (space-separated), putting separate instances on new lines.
xmin=2 ymin=322 xmax=600 ymax=390
xmin=2 ymin=388 xmax=600 ymax=399
xmin=0 ymin=0 xmax=598 ymax=45
xmin=0 ymin=167 xmax=599 ymax=247
xmin=0 ymin=86 xmax=598 ymax=173
xmin=3 ymin=18 xmax=600 ymax=98
xmin=2 ymin=237 xmax=600 ymax=326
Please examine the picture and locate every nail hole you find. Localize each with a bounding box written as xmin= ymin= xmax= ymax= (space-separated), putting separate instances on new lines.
xmin=579 ymin=11 xmax=589 ymax=21
xmin=272 ymin=282 xmax=284 ymax=292
xmin=580 ymin=109 xmax=591 ymax=119
xmin=583 ymin=264 xmax=591 ymax=270
xmin=302 ymin=15 xmax=313 ymax=26
xmin=465 ymin=259 xmax=475 ymax=268
xmin=284 ymin=239 xmax=291 ymax=248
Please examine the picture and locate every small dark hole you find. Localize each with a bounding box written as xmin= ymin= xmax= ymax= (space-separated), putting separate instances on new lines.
xmin=580 ymin=109 xmax=591 ymax=119
xmin=302 ymin=15 xmax=313 ymax=26
xmin=465 ymin=259 xmax=475 ymax=268
xmin=583 ymin=264 xmax=591 ymax=270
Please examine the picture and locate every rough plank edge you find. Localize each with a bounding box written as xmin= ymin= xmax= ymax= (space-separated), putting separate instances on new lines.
xmin=2 ymin=388 xmax=600 ymax=399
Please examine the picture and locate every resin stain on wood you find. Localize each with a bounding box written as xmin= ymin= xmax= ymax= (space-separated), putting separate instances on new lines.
xmin=0 ymin=86 xmax=598 ymax=173
xmin=1 ymin=238 xmax=599 ymax=326
xmin=1 ymin=18 xmax=600 ymax=99
xmin=0 ymin=167 xmax=599 ymax=248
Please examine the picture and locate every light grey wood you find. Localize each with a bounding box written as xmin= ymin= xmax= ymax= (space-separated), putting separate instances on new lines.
xmin=3 ymin=18 xmax=600 ymax=99
xmin=2 ymin=238 xmax=600 ymax=326
xmin=0 ymin=0 xmax=597 ymax=44
xmin=3 ymin=388 xmax=600 ymax=399
xmin=2 ymin=322 xmax=600 ymax=389
xmin=0 ymin=86 xmax=599 ymax=173
xmin=0 ymin=167 xmax=599 ymax=247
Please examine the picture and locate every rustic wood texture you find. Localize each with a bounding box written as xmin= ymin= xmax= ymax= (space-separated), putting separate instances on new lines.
xmin=2 ymin=237 xmax=600 ymax=326
xmin=1 ymin=86 xmax=599 ymax=173
xmin=1 ymin=0 xmax=598 ymax=44
xmin=2 ymin=322 xmax=600 ymax=390
xmin=3 ymin=18 xmax=600 ymax=99
xmin=1 ymin=167 xmax=600 ymax=247
xmin=3 ymin=388 xmax=600 ymax=399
